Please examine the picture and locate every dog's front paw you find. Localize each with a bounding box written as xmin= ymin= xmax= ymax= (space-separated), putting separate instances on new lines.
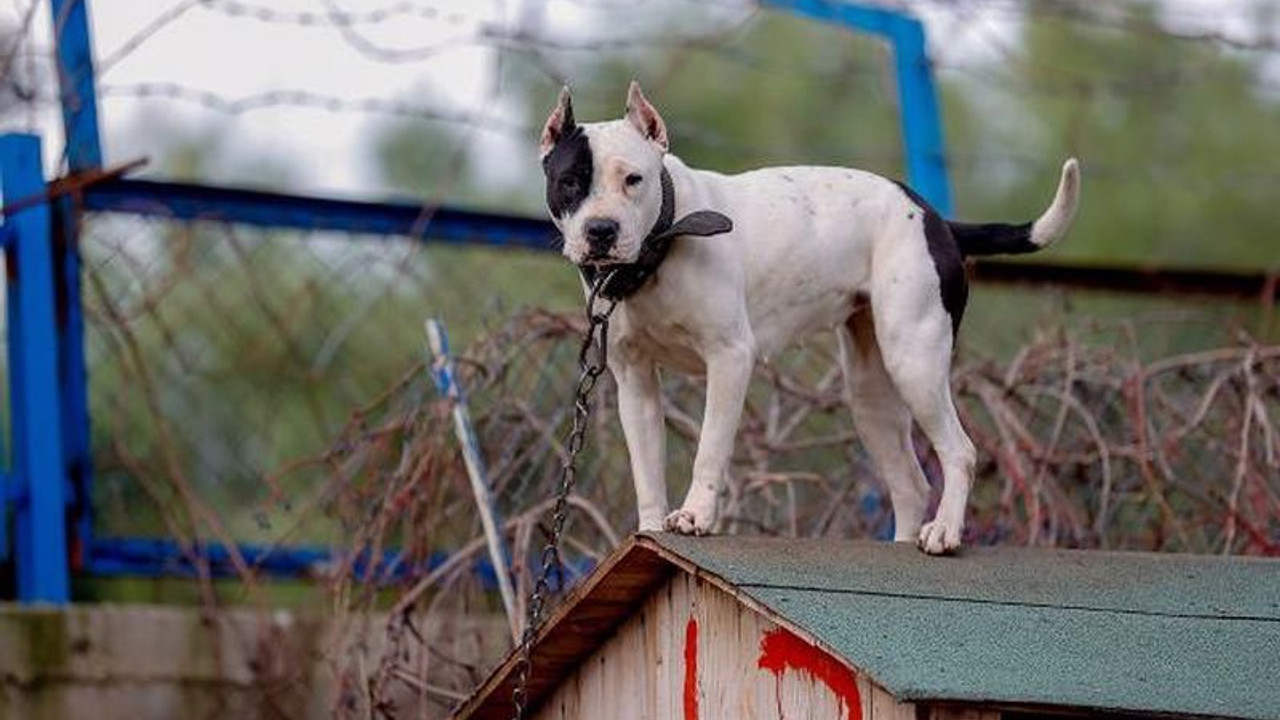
xmin=663 ymin=508 xmax=712 ymax=536
xmin=638 ymin=518 xmax=664 ymax=533
xmin=917 ymin=519 xmax=962 ymax=555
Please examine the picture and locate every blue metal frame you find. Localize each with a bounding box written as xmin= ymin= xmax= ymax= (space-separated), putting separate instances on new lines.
xmin=2 ymin=0 xmax=953 ymax=597
xmin=84 ymin=178 xmax=557 ymax=248
xmin=1 ymin=134 xmax=70 ymax=603
xmin=0 ymin=472 xmax=8 ymax=563
xmin=50 ymin=0 xmax=104 ymax=171
xmin=55 ymin=194 xmax=95 ymax=577
xmin=0 ymin=219 xmax=9 ymax=564
xmin=49 ymin=0 xmax=102 ymax=577
xmin=88 ymin=537 xmax=589 ymax=591
xmin=763 ymin=0 xmax=953 ymax=216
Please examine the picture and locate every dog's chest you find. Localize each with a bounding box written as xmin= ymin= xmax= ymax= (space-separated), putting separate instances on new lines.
xmin=610 ymin=298 xmax=712 ymax=374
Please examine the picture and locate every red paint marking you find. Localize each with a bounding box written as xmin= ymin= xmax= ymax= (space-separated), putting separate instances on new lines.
xmin=758 ymin=627 xmax=862 ymax=720
xmin=683 ymin=617 xmax=699 ymax=720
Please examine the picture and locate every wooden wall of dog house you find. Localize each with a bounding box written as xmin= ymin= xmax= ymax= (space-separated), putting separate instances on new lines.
xmin=531 ymin=571 xmax=937 ymax=720
xmin=926 ymin=710 xmax=1001 ymax=720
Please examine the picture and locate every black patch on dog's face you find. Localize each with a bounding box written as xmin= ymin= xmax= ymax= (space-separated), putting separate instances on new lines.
xmin=542 ymin=125 xmax=593 ymax=220
xmin=893 ymin=181 xmax=968 ymax=337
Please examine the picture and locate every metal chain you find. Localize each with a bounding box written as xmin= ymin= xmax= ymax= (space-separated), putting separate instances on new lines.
xmin=510 ymin=272 xmax=618 ymax=720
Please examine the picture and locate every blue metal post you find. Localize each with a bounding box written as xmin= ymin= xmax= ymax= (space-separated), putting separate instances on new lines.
xmin=50 ymin=0 xmax=104 ymax=170
xmin=49 ymin=0 xmax=101 ymax=569
xmin=887 ymin=17 xmax=952 ymax=216
xmin=1 ymin=134 xmax=71 ymax=603
xmin=762 ymin=0 xmax=953 ymax=216
xmin=53 ymin=197 xmax=93 ymax=572
xmin=1 ymin=226 xmax=10 ymax=564
xmin=425 ymin=319 xmax=519 ymax=638
xmin=0 ymin=473 xmax=7 ymax=563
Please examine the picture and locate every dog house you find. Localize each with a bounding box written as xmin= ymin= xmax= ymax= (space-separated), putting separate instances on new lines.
xmin=453 ymin=534 xmax=1280 ymax=720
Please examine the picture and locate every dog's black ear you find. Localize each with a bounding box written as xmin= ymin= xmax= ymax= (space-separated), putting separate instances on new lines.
xmin=540 ymin=86 xmax=576 ymax=158
xmin=626 ymin=80 xmax=668 ymax=151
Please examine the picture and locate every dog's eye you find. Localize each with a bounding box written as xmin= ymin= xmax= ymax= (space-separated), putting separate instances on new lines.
xmin=625 ymin=173 xmax=643 ymax=187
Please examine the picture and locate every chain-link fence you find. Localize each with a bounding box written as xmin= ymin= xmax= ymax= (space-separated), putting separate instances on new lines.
xmin=82 ymin=211 xmax=579 ymax=547
xmin=73 ymin=202 xmax=1280 ymax=715
xmin=1 ymin=1 xmax=1277 ymax=716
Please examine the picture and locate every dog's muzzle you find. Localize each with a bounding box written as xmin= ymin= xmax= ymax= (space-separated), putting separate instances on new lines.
xmin=576 ymin=168 xmax=733 ymax=300
xmin=583 ymin=217 xmax=620 ymax=261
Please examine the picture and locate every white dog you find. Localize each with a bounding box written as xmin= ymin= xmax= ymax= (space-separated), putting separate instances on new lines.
xmin=540 ymin=82 xmax=1079 ymax=554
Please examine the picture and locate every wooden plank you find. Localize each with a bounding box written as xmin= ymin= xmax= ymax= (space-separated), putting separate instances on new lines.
xmin=660 ymin=576 xmax=680 ymax=717
xmin=870 ymin=684 xmax=917 ymax=720
xmin=674 ymin=571 xmax=696 ymax=719
xmin=498 ymin=537 xmax=921 ymax=720
xmin=856 ymin=671 xmax=876 ymax=720
xmin=690 ymin=575 xmax=873 ymax=720
xmin=613 ymin=610 xmax=645 ymax=720
xmin=929 ymin=706 xmax=1001 ymax=720
xmin=455 ymin=537 xmax=674 ymax=719
xmin=531 ymin=562 xmax=687 ymax=720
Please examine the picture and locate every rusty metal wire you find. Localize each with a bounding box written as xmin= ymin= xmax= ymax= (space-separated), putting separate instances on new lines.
xmin=7 ymin=3 xmax=1275 ymax=716
xmin=78 ymin=201 xmax=1280 ymax=716
xmin=307 ymin=305 xmax=1277 ymax=717
xmin=79 ymin=209 xmax=1277 ymax=701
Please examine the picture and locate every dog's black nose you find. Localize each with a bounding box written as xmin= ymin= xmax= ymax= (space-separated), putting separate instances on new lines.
xmin=585 ymin=218 xmax=619 ymax=252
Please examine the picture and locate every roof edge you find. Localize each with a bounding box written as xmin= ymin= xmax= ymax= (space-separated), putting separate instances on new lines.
xmin=450 ymin=533 xmax=894 ymax=719
xmin=634 ymin=534 xmax=886 ymax=694
xmin=449 ymin=534 xmax=674 ymax=720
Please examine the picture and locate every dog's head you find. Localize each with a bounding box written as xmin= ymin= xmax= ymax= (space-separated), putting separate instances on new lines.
xmin=539 ymin=81 xmax=669 ymax=267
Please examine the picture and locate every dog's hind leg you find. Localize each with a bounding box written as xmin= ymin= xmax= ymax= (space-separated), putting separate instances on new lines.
xmin=870 ymin=287 xmax=977 ymax=555
xmin=612 ymin=356 xmax=669 ymax=532
xmin=837 ymin=303 xmax=931 ymax=542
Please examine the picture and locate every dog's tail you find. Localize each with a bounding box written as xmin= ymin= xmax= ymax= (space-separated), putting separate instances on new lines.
xmin=950 ymin=158 xmax=1080 ymax=257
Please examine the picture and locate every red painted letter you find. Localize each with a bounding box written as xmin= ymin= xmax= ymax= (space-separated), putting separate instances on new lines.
xmin=684 ymin=617 xmax=699 ymax=720
xmin=758 ymin=628 xmax=862 ymax=720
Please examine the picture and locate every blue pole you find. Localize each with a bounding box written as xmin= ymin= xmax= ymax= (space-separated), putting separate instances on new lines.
xmin=53 ymin=196 xmax=94 ymax=572
xmin=1 ymin=134 xmax=71 ymax=603
xmin=761 ymin=0 xmax=953 ymax=216
xmin=887 ymin=16 xmax=953 ymax=216
xmin=0 ymin=473 xmax=8 ymax=563
xmin=47 ymin=0 xmax=101 ymax=567
xmin=50 ymin=0 xmax=104 ymax=171
xmin=425 ymin=319 xmax=519 ymax=639
xmin=0 ymin=226 xmax=10 ymax=565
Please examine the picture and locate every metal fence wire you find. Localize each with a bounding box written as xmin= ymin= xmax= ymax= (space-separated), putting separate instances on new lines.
xmin=82 ymin=207 xmax=1280 ymax=555
xmin=80 ymin=211 xmax=581 ymax=544
xmin=60 ymin=207 xmax=1280 ymax=720
xmin=41 ymin=207 xmax=1280 ymax=717
xmin=0 ymin=1 xmax=1277 ymax=715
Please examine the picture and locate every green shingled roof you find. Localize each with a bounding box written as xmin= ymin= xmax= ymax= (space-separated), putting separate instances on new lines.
xmin=649 ymin=533 xmax=1280 ymax=720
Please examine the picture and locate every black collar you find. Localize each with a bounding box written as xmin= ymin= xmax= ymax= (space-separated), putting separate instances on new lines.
xmin=577 ymin=167 xmax=733 ymax=300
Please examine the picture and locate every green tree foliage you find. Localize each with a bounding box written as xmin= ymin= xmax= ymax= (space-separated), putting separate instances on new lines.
xmin=372 ymin=2 xmax=1278 ymax=270
xmin=368 ymin=2 xmax=1277 ymax=360
xmin=85 ymin=1 xmax=1279 ymax=546
xmin=949 ymin=2 xmax=1280 ymax=268
xmin=373 ymin=115 xmax=477 ymax=200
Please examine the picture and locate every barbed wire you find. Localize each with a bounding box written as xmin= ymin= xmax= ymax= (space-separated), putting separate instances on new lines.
xmin=206 ymin=0 xmax=479 ymax=28
xmin=13 ymin=4 xmax=1278 ymax=716
xmin=0 ymin=0 xmax=40 ymax=84
xmin=910 ymin=0 xmax=1280 ymax=53
xmin=88 ymin=78 xmax=1280 ymax=196
xmin=95 ymin=0 xmax=483 ymax=76
xmin=73 ymin=0 xmax=1278 ymax=133
xmin=96 ymin=82 xmax=526 ymax=130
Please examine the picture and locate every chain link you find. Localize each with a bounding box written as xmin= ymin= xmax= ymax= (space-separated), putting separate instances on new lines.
xmin=510 ymin=272 xmax=618 ymax=719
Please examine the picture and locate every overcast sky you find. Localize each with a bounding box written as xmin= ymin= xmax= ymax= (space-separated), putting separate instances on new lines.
xmin=3 ymin=0 xmax=1273 ymax=200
